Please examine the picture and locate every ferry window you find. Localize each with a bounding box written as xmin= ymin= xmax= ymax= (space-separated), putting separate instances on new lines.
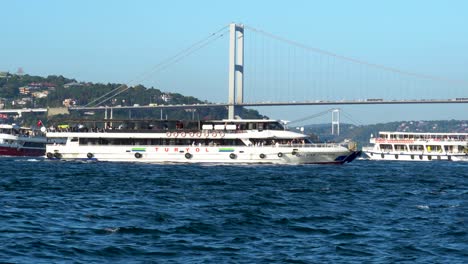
xmin=247 ymin=123 xmax=256 ymax=130
xmin=23 ymin=142 xmax=44 ymax=148
xmin=427 ymin=145 xmax=441 ymax=153
xmin=230 ymin=139 xmax=245 ymax=146
xmin=134 ymin=139 xmax=150 ymax=145
xmin=126 ymin=138 xmax=134 ymax=145
xmin=71 ymin=137 xmax=78 ymax=142
xmin=395 ymin=144 xmax=407 ymax=151
xmin=410 ymin=155 xmax=414 ymax=160
xmin=444 ymin=146 xmax=452 ymax=153
xmin=379 ymin=144 xmax=392 ymax=151
xmin=265 ymin=122 xmax=284 ymax=130
xmin=258 ymin=123 xmax=264 ymax=131
xmin=177 ymin=139 xmax=192 ymax=146
xmin=410 ymin=145 xmax=424 ymax=151
xmin=111 ymin=138 xmax=123 ymax=145
xmin=111 ymin=138 xmax=128 ymax=145
xmin=79 ymin=138 xmax=92 ymax=145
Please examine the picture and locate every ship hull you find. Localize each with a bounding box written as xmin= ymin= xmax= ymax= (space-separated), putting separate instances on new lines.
xmin=363 ymin=150 xmax=468 ymax=162
xmin=0 ymin=145 xmax=45 ymax=156
xmin=46 ymin=145 xmax=360 ymax=164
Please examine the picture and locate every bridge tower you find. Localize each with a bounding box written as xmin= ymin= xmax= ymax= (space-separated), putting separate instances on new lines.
xmin=331 ymin=109 xmax=340 ymax=135
xmin=228 ymin=23 xmax=244 ymax=119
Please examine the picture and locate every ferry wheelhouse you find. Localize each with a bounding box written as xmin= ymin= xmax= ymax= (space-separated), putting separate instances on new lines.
xmin=45 ymin=119 xmax=360 ymax=164
xmin=0 ymin=124 xmax=48 ymax=156
xmin=362 ymin=131 xmax=468 ymax=161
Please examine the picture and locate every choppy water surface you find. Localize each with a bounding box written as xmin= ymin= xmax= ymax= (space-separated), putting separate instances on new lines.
xmin=0 ymin=158 xmax=466 ymax=263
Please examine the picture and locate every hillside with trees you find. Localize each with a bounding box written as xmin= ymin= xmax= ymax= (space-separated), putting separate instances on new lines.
xmin=0 ymin=73 xmax=264 ymax=123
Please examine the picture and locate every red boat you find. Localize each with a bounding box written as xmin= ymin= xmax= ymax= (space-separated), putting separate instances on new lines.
xmin=0 ymin=124 xmax=47 ymax=156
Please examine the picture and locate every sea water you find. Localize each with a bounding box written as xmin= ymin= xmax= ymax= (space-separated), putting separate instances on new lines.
xmin=0 ymin=158 xmax=466 ymax=263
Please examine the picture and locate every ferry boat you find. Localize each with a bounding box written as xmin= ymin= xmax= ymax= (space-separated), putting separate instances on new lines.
xmin=362 ymin=131 xmax=468 ymax=161
xmin=0 ymin=124 xmax=48 ymax=156
xmin=45 ymin=119 xmax=360 ymax=164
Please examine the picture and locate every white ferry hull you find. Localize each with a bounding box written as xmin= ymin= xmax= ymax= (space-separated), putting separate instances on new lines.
xmin=46 ymin=145 xmax=359 ymax=164
xmin=363 ymin=150 xmax=468 ymax=162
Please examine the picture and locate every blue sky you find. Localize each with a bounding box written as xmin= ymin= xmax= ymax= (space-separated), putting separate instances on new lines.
xmin=1 ymin=0 xmax=467 ymax=124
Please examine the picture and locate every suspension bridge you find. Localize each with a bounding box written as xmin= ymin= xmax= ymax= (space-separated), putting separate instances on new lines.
xmin=2 ymin=23 xmax=467 ymax=119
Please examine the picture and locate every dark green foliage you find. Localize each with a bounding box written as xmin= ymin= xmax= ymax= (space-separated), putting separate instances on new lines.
xmin=1 ymin=73 xmax=264 ymax=124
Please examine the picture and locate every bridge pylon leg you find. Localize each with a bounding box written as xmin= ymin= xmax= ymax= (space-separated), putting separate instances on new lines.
xmin=228 ymin=23 xmax=244 ymax=119
xmin=332 ymin=109 xmax=340 ymax=135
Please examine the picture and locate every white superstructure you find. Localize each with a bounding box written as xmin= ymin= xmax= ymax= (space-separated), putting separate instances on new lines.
xmin=45 ymin=119 xmax=360 ymax=164
xmin=362 ymin=131 xmax=468 ymax=161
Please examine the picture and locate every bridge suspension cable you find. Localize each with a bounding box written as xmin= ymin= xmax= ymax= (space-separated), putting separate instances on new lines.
xmin=286 ymin=107 xmax=364 ymax=128
xmin=244 ymin=25 xmax=468 ymax=86
xmin=84 ymin=25 xmax=230 ymax=107
xmin=340 ymin=110 xmax=364 ymax=126
xmin=287 ymin=108 xmax=338 ymax=125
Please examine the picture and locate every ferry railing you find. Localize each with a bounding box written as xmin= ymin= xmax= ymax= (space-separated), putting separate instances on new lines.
xmin=374 ymin=137 xmax=467 ymax=142
xmin=46 ymin=127 xmax=295 ymax=134
xmin=276 ymin=143 xmax=350 ymax=148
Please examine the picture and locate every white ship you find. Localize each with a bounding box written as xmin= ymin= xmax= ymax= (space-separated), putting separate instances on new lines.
xmin=362 ymin=131 xmax=468 ymax=161
xmin=45 ymin=119 xmax=360 ymax=164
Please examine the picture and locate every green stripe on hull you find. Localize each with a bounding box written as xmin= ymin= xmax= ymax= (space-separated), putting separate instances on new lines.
xmin=132 ymin=148 xmax=146 ymax=152
xmin=218 ymin=148 xmax=235 ymax=152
